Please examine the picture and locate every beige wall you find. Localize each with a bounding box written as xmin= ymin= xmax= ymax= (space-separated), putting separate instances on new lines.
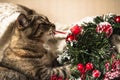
xmin=0 ymin=0 xmax=120 ymax=24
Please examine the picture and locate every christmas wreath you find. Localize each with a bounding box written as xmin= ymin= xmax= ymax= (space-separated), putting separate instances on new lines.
xmin=57 ymin=13 xmax=120 ymax=80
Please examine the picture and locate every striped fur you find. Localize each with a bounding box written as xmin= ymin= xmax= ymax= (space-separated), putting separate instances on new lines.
xmin=0 ymin=3 xmax=71 ymax=80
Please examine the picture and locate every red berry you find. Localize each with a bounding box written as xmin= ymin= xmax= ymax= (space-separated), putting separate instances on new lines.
xmin=50 ymin=75 xmax=57 ymax=80
xmin=57 ymin=76 xmax=63 ymax=80
xmin=92 ymin=70 xmax=101 ymax=78
xmin=114 ymin=16 xmax=120 ymax=23
xmin=70 ymin=24 xmax=83 ymax=35
xmin=77 ymin=63 xmax=85 ymax=73
xmin=85 ymin=63 xmax=93 ymax=71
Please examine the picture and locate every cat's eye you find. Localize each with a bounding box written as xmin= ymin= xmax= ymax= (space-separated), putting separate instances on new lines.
xmin=40 ymin=23 xmax=50 ymax=30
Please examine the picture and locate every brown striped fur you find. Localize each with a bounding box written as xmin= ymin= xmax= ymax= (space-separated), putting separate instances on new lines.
xmin=0 ymin=3 xmax=71 ymax=80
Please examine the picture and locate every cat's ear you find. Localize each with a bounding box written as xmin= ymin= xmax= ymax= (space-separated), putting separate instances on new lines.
xmin=17 ymin=14 xmax=29 ymax=29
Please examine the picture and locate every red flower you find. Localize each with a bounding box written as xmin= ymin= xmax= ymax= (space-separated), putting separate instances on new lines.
xmin=85 ymin=62 xmax=94 ymax=71
xmin=70 ymin=24 xmax=83 ymax=35
xmin=92 ymin=70 xmax=101 ymax=78
xmin=77 ymin=63 xmax=85 ymax=74
xmin=104 ymin=70 xmax=120 ymax=80
xmin=66 ymin=34 xmax=77 ymax=42
xmin=96 ymin=22 xmax=113 ymax=37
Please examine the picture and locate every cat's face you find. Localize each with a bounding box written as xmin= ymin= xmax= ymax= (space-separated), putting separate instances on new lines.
xmin=16 ymin=14 xmax=55 ymax=42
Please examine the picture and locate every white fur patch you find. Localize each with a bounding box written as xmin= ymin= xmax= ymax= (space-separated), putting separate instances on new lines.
xmin=0 ymin=12 xmax=20 ymax=39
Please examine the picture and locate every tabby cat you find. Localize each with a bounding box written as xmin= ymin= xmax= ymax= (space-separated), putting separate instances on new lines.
xmin=0 ymin=3 xmax=71 ymax=80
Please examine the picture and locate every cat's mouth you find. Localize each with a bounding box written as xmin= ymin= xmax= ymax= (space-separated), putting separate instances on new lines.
xmin=49 ymin=30 xmax=55 ymax=35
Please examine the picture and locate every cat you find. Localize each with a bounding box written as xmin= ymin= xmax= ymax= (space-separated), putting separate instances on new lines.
xmin=0 ymin=3 xmax=71 ymax=80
